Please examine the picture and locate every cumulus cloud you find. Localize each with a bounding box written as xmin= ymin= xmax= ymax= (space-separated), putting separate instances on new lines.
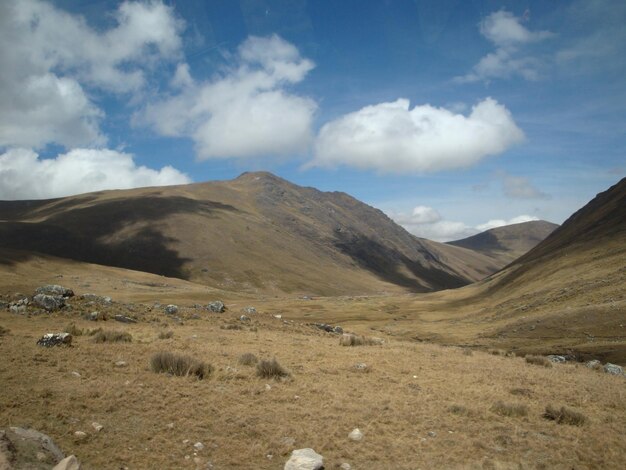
xmin=500 ymin=173 xmax=550 ymax=199
xmin=0 ymin=148 xmax=190 ymax=200
xmin=138 ymin=35 xmax=317 ymax=160
xmin=310 ymin=98 xmax=524 ymax=173
xmin=456 ymin=10 xmax=553 ymax=83
xmin=389 ymin=206 xmax=540 ymax=242
xmin=475 ymin=215 xmax=539 ymax=232
xmin=0 ymin=0 xmax=183 ymax=149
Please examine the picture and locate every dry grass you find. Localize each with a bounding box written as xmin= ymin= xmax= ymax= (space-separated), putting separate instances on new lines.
xmin=256 ymin=358 xmax=290 ymax=379
xmin=238 ymin=353 xmax=258 ymax=366
xmin=0 ymin=325 xmax=8 ymax=336
xmin=339 ymin=333 xmax=383 ymax=346
xmin=150 ymin=351 xmax=211 ymax=379
xmin=158 ymin=330 xmax=174 ymax=339
xmin=92 ymin=330 xmax=132 ymax=343
xmin=543 ymin=405 xmax=587 ymax=426
xmin=525 ymin=355 xmax=553 ymax=368
xmin=64 ymin=323 xmax=84 ymax=336
xmin=492 ymin=401 xmax=529 ymax=418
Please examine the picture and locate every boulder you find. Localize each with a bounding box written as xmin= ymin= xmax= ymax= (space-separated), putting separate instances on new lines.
xmin=83 ymin=311 xmax=107 ymax=321
xmin=284 ymin=448 xmax=324 ymax=470
xmin=35 ymin=285 xmax=74 ymax=298
xmin=586 ymin=359 xmax=601 ymax=369
xmin=37 ymin=333 xmax=72 ymax=347
xmin=53 ymin=455 xmax=81 ymax=470
xmin=8 ymin=298 xmax=28 ymax=314
xmin=240 ymin=315 xmax=251 ymax=322
xmin=604 ymin=363 xmax=624 ymax=375
xmin=242 ymin=306 xmax=257 ymax=314
xmin=33 ymin=294 xmax=65 ymax=311
xmin=164 ymin=305 xmax=179 ymax=315
xmin=333 ymin=326 xmax=344 ymax=334
xmin=114 ymin=315 xmax=137 ymax=324
xmin=6 ymin=426 xmax=65 ymax=463
xmin=547 ymin=355 xmax=567 ymax=363
xmin=208 ymin=301 xmax=225 ymax=313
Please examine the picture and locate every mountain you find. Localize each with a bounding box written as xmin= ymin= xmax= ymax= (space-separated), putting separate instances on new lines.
xmin=0 ymin=172 xmax=498 ymax=296
xmin=446 ymin=220 xmax=558 ymax=267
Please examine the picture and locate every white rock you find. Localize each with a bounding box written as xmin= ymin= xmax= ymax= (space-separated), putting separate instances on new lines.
xmin=265 ymin=384 xmax=272 ymax=391
xmin=194 ymin=442 xmax=204 ymax=451
xmin=340 ymin=464 xmax=352 ymax=470
xmin=114 ymin=361 xmax=128 ymax=368
xmin=74 ymin=431 xmax=87 ymax=440
xmin=91 ymin=422 xmax=103 ymax=432
xmin=71 ymin=371 xmax=81 ymax=378
xmin=284 ymin=448 xmax=324 ymax=470
xmin=274 ymin=314 xmax=282 ymax=319
xmin=166 ymin=423 xmax=174 ymax=429
xmin=52 ymin=455 xmax=81 ymax=470
xmin=348 ymin=428 xmax=363 ymax=441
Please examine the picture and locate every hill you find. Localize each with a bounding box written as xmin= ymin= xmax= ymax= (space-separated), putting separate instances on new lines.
xmin=0 ymin=172 xmax=500 ymax=296
xmin=446 ymin=220 xmax=558 ymax=267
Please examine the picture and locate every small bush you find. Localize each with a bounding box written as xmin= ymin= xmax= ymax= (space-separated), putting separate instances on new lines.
xmin=489 ymin=349 xmax=506 ymax=356
xmin=256 ymin=358 xmax=290 ymax=379
xmin=221 ymin=324 xmax=243 ymax=330
xmin=543 ymin=405 xmax=586 ymax=426
xmin=92 ymin=330 xmax=132 ymax=343
xmin=238 ymin=353 xmax=258 ymax=366
xmin=510 ymin=388 xmax=533 ymax=397
xmin=0 ymin=325 xmax=9 ymax=336
xmin=492 ymin=401 xmax=528 ymax=418
xmin=339 ymin=333 xmax=383 ymax=346
xmin=65 ymin=323 xmax=84 ymax=336
xmin=449 ymin=405 xmax=472 ymax=416
xmin=525 ymin=355 xmax=552 ymax=368
xmin=150 ymin=351 xmax=211 ymax=379
xmin=158 ymin=330 xmax=174 ymax=339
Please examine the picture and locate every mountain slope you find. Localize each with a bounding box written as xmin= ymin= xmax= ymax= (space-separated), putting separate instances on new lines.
xmin=446 ymin=220 xmax=558 ymax=267
xmin=0 ymin=172 xmax=498 ymax=296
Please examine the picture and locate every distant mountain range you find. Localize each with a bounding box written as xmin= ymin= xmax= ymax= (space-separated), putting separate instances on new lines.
xmin=0 ymin=172 xmax=557 ymax=296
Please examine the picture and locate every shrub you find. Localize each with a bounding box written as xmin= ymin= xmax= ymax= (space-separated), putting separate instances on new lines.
xmin=150 ymin=351 xmax=211 ymax=379
xmin=92 ymin=330 xmax=132 ymax=343
xmin=492 ymin=401 xmax=528 ymax=418
xmin=158 ymin=330 xmax=174 ymax=339
xmin=256 ymin=358 xmax=290 ymax=379
xmin=525 ymin=355 xmax=552 ymax=368
xmin=238 ymin=353 xmax=258 ymax=366
xmin=543 ymin=405 xmax=586 ymax=426
xmin=65 ymin=323 xmax=84 ymax=336
xmin=448 ymin=405 xmax=472 ymax=416
xmin=0 ymin=325 xmax=9 ymax=336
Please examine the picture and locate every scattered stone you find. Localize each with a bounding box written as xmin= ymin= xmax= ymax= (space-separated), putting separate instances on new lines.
xmin=9 ymin=299 xmax=28 ymax=314
xmin=333 ymin=326 xmax=344 ymax=334
xmin=114 ymin=314 xmax=137 ymax=324
xmin=281 ymin=437 xmax=296 ymax=447
xmin=586 ymin=359 xmax=601 ymax=369
xmin=166 ymin=423 xmax=174 ymax=429
xmin=91 ymin=422 xmax=103 ymax=432
xmin=73 ymin=431 xmax=87 ymax=440
xmin=79 ymin=293 xmax=112 ymax=304
xmin=207 ymin=301 xmax=225 ymax=313
xmin=194 ymin=442 xmax=204 ymax=451
xmin=33 ymin=294 xmax=65 ymax=311
xmin=35 ymin=285 xmax=74 ymax=297
xmin=239 ymin=315 xmax=251 ymax=322
xmin=242 ymin=306 xmax=257 ymax=314
xmin=340 ymin=463 xmax=352 ymax=470
xmin=265 ymin=384 xmax=272 ymax=391
xmin=274 ymin=314 xmax=282 ymax=319
xmin=71 ymin=371 xmax=81 ymax=378
xmin=348 ymin=428 xmax=363 ymax=441
xmin=53 ymin=455 xmax=81 ymax=470
xmin=354 ymin=363 xmax=368 ymax=370
xmin=547 ymin=355 xmax=567 ymax=363
xmin=427 ymin=431 xmax=437 ymax=438
xmin=284 ymin=448 xmax=324 ymax=470
xmin=84 ymin=311 xmax=106 ymax=321
xmin=604 ymin=363 xmax=624 ymax=375
xmin=115 ymin=361 xmax=128 ymax=368
xmin=164 ymin=304 xmax=178 ymax=315
xmin=37 ymin=333 xmax=72 ymax=347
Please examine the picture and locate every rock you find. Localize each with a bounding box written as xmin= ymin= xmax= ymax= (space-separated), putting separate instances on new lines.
xmin=547 ymin=355 xmax=567 ymax=363
xmin=207 ymin=301 xmax=225 ymax=313
xmin=281 ymin=437 xmax=296 ymax=447
xmin=91 ymin=422 xmax=103 ymax=432
xmin=193 ymin=442 xmax=204 ymax=451
xmin=586 ymin=359 xmax=601 ymax=369
xmin=284 ymin=448 xmax=324 ymax=470
xmin=84 ymin=311 xmax=106 ymax=321
xmin=164 ymin=304 xmax=178 ymax=315
xmin=348 ymin=428 xmax=363 ymax=441
xmin=333 ymin=326 xmax=344 ymax=334
xmin=239 ymin=315 xmax=251 ymax=322
xmin=33 ymin=294 xmax=65 ymax=311
xmin=37 ymin=333 xmax=72 ymax=347
xmin=273 ymin=314 xmax=282 ymax=319
xmin=7 ymin=426 xmax=65 ymax=462
xmin=354 ymin=362 xmax=368 ymax=371
xmin=115 ymin=361 xmax=128 ymax=368
xmin=73 ymin=431 xmax=87 ymax=440
xmin=314 ymin=323 xmax=334 ymax=333
xmin=53 ymin=455 xmax=81 ymax=470
xmin=114 ymin=314 xmax=137 ymax=323
xmin=35 ymin=285 xmax=74 ymax=297
xmin=604 ymin=363 xmax=624 ymax=375
xmin=71 ymin=371 xmax=81 ymax=378
xmin=427 ymin=431 xmax=437 ymax=438
xmin=264 ymin=384 xmax=272 ymax=391
xmin=340 ymin=464 xmax=352 ymax=470
xmin=80 ymin=294 xmax=112 ymax=304
xmin=242 ymin=306 xmax=257 ymax=314
xmin=9 ymin=299 xmax=28 ymax=314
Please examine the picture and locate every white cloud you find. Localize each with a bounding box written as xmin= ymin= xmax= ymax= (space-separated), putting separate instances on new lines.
xmin=456 ymin=10 xmax=553 ymax=83
xmin=500 ymin=173 xmax=550 ymax=199
xmin=310 ymin=98 xmax=524 ymax=173
xmin=0 ymin=0 xmax=183 ymax=149
xmin=0 ymin=148 xmax=190 ymax=200
xmin=476 ymin=215 xmax=539 ymax=232
xmin=139 ymin=35 xmax=317 ymax=160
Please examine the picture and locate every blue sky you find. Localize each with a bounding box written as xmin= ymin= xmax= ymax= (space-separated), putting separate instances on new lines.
xmin=0 ymin=0 xmax=624 ymax=241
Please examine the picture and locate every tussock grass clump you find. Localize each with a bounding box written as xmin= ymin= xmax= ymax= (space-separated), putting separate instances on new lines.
xmin=158 ymin=330 xmax=174 ymax=339
xmin=65 ymin=323 xmax=84 ymax=336
xmin=238 ymin=353 xmax=258 ymax=366
xmin=448 ymin=405 xmax=472 ymax=416
xmin=339 ymin=333 xmax=383 ymax=346
xmin=492 ymin=401 xmax=528 ymax=418
xmin=221 ymin=324 xmax=243 ymax=330
xmin=92 ymin=330 xmax=132 ymax=343
xmin=87 ymin=327 xmax=103 ymax=336
xmin=510 ymin=388 xmax=533 ymax=397
xmin=525 ymin=355 xmax=552 ymax=368
xmin=256 ymin=358 xmax=290 ymax=379
xmin=543 ymin=405 xmax=587 ymax=426
xmin=462 ymin=348 xmax=473 ymax=356
xmin=0 ymin=325 xmax=9 ymax=336
xmin=489 ymin=349 xmax=506 ymax=356
xmin=150 ymin=351 xmax=211 ymax=379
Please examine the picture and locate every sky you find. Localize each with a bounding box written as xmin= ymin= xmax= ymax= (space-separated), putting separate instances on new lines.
xmin=0 ymin=0 xmax=624 ymax=241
